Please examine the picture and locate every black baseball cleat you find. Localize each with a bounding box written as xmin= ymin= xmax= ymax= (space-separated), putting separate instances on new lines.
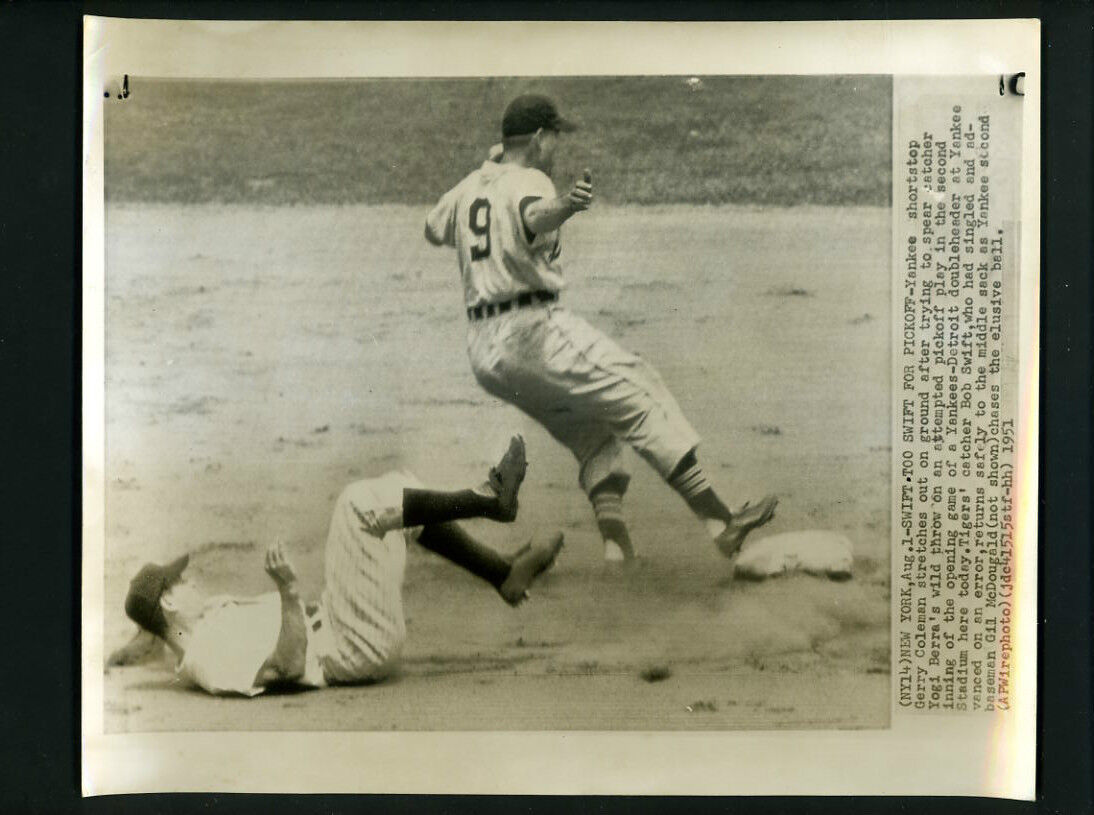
xmin=714 ymin=494 xmax=779 ymax=559
xmin=499 ymin=531 xmax=565 ymax=606
xmin=485 ymin=434 xmax=528 ymax=521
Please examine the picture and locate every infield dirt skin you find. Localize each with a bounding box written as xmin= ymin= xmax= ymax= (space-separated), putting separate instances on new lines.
xmin=101 ymin=202 xmax=890 ymax=731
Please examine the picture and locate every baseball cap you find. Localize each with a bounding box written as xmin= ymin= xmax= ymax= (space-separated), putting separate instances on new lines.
xmin=502 ymin=94 xmax=578 ymax=137
xmin=124 ymin=554 xmax=190 ymax=638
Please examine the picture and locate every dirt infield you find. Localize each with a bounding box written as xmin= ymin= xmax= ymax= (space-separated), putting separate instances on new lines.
xmin=101 ymin=202 xmax=890 ymax=731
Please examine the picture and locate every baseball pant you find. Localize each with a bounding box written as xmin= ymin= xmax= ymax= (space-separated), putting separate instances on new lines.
xmin=318 ymin=471 xmax=422 ymax=684
xmin=467 ymin=304 xmax=700 ymax=496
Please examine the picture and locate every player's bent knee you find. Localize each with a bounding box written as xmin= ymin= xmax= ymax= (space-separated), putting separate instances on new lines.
xmin=668 ymin=448 xmax=699 ymax=481
xmin=589 ymin=471 xmax=631 ymax=499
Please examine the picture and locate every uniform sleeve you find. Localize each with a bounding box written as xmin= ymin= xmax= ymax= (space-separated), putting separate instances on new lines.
xmin=177 ymin=596 xmax=281 ymax=696
xmin=425 ymin=185 xmax=460 ymax=247
xmin=514 ymin=169 xmax=558 ymax=212
xmin=514 ymin=169 xmax=560 ymax=245
xmin=179 ymin=633 xmax=265 ymax=696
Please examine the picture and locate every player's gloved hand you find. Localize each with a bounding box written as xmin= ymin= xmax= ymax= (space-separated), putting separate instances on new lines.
xmin=264 ymin=540 xmax=298 ymax=591
xmin=566 ymin=169 xmax=593 ymax=213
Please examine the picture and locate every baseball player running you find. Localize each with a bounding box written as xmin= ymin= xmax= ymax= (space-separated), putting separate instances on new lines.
xmin=425 ymin=93 xmax=778 ymax=563
xmin=111 ymin=436 xmax=564 ymax=696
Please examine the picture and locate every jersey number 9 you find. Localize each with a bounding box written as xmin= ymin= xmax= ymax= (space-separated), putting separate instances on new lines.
xmin=469 ymin=198 xmax=492 ymax=261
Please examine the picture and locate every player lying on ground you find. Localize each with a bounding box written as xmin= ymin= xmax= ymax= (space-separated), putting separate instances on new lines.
xmin=110 ymin=436 xmax=564 ymax=697
xmin=425 ymin=93 xmax=778 ymax=563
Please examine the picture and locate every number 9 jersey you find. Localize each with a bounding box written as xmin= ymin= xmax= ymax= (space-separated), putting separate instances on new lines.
xmin=425 ymin=161 xmax=566 ymax=308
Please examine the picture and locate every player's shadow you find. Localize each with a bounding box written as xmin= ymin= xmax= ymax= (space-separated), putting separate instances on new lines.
xmin=120 ymin=675 xmax=320 ymax=697
xmin=120 ymin=676 xmax=188 ymax=693
xmin=259 ymin=680 xmax=328 ymax=696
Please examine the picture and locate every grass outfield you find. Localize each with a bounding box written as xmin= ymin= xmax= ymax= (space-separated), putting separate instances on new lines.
xmin=105 ymin=75 xmax=891 ymax=207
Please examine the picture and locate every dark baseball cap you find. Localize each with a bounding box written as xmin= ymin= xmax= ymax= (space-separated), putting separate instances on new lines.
xmin=502 ymin=94 xmax=578 ymax=137
xmin=124 ymin=554 xmax=190 ymax=638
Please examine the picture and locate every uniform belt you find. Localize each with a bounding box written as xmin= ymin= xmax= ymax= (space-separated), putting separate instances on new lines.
xmin=467 ymin=290 xmax=557 ymax=321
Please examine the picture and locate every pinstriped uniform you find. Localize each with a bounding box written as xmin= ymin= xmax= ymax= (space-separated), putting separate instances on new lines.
xmin=427 ymin=162 xmax=700 ymax=498
xmin=317 ymin=470 xmax=423 ymax=684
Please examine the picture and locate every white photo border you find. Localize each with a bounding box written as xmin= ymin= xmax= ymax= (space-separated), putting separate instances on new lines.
xmin=82 ymin=17 xmax=1040 ymax=797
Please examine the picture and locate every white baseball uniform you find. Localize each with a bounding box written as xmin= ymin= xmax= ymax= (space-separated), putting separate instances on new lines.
xmin=318 ymin=470 xmax=423 ymax=684
xmin=177 ymin=471 xmax=423 ymax=695
xmin=427 ymin=161 xmax=700 ymax=495
xmin=178 ymin=591 xmax=328 ymax=696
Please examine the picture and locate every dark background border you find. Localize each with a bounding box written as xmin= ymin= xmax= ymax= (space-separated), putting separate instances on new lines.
xmin=0 ymin=1 xmax=1088 ymax=813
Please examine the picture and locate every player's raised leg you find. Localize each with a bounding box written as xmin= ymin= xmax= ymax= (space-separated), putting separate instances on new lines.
xmin=351 ymin=435 xmax=528 ymax=537
xmin=401 ymin=438 xmax=563 ymax=605
xmin=404 ymin=433 xmax=527 ymax=523
xmin=418 ymin=523 xmax=565 ymax=606
xmin=341 ymin=434 xmax=563 ymax=605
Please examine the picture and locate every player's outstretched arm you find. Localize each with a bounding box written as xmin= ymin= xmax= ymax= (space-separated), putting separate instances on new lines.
xmin=254 ymin=542 xmax=308 ymax=685
xmin=522 ymin=169 xmax=593 ymax=236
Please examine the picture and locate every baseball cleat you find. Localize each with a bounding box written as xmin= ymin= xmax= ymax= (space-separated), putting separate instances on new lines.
xmin=486 ymin=434 xmax=527 ymax=521
xmin=714 ymin=494 xmax=779 ymax=559
xmin=499 ymin=531 xmax=565 ymax=606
